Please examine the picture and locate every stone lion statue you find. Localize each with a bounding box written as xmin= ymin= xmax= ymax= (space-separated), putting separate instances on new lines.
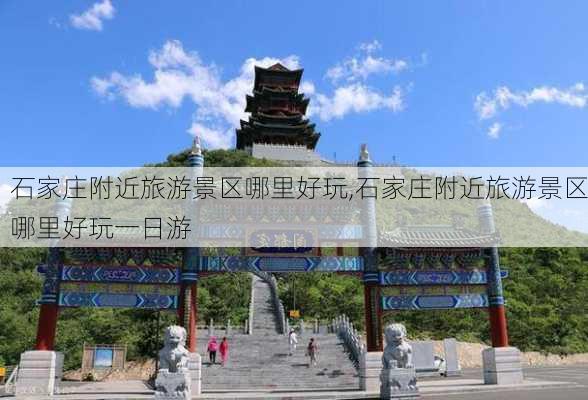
xmin=380 ymin=323 xmax=418 ymax=398
xmin=158 ymin=325 xmax=190 ymax=373
xmin=382 ymin=323 xmax=413 ymax=369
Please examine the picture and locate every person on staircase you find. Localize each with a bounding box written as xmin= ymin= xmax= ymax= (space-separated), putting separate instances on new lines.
xmin=306 ymin=337 xmax=319 ymax=367
xmin=288 ymin=328 xmax=298 ymax=356
xmin=219 ymin=337 xmax=229 ymax=366
xmin=207 ymin=336 xmax=218 ymax=365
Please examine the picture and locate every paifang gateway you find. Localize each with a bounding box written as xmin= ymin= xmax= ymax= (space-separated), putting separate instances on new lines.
xmin=35 ymin=63 xmax=510 ymax=358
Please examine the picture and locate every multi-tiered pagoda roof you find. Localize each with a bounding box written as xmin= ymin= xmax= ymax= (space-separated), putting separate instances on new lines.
xmin=236 ymin=63 xmax=320 ymax=150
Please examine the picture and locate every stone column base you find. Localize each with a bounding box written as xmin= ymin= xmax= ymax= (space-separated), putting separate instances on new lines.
xmin=15 ymin=350 xmax=64 ymax=398
xmin=380 ymin=367 xmax=419 ymax=400
xmin=359 ymin=351 xmax=382 ymax=392
xmin=155 ymin=371 xmax=190 ymax=400
xmin=188 ymin=353 xmax=202 ymax=397
xmin=482 ymin=347 xmax=524 ymax=385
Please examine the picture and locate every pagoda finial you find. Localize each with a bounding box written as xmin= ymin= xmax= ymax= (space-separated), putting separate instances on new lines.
xmin=191 ymin=135 xmax=202 ymax=156
xmin=359 ymin=144 xmax=370 ymax=162
xmin=56 ymin=175 xmax=68 ymax=197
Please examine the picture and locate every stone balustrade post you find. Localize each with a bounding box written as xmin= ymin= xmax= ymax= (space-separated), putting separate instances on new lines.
xmin=188 ymin=352 xmax=202 ymax=396
xmin=359 ymin=351 xmax=382 ymax=392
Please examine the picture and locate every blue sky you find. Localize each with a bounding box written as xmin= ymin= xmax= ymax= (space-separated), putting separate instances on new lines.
xmin=1 ymin=1 xmax=588 ymax=167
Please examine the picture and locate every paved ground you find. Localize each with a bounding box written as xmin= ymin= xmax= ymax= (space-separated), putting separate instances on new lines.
xmin=1 ymin=365 xmax=586 ymax=399
xmin=423 ymin=365 xmax=588 ymax=399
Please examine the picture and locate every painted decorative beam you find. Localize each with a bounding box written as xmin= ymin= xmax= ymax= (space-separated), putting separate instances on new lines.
xmin=59 ymin=292 xmax=178 ymax=309
xmin=59 ymin=265 xmax=180 ymax=284
xmin=199 ymin=256 xmax=363 ymax=272
xmin=378 ymin=269 xmax=508 ymax=286
xmin=381 ymin=294 xmax=489 ymax=310
xmin=196 ymin=224 xmax=363 ymax=240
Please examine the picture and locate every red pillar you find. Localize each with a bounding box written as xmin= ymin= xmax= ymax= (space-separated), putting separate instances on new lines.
xmin=35 ymin=303 xmax=59 ymax=351
xmin=489 ymin=305 xmax=509 ymax=347
xmin=364 ymin=283 xmax=382 ymax=351
xmin=177 ymin=284 xmax=186 ymax=326
xmin=187 ymin=284 xmax=198 ymax=352
xmin=178 ymin=284 xmax=198 ymax=352
xmin=485 ymin=246 xmax=509 ymax=348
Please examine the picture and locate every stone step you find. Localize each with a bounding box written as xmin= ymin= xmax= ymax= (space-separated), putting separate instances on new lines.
xmin=194 ymin=274 xmax=357 ymax=391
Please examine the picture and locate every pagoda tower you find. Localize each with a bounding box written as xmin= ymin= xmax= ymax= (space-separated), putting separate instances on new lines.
xmin=236 ymin=63 xmax=320 ymax=160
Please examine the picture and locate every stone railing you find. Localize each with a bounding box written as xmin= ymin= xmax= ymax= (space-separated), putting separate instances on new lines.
xmin=320 ymin=159 xmax=404 ymax=167
xmin=270 ymin=277 xmax=288 ymax=335
xmin=332 ymin=315 xmax=366 ymax=367
xmin=251 ymin=143 xmax=321 ymax=163
xmin=299 ymin=318 xmax=324 ymax=335
xmin=247 ymin=275 xmax=255 ymax=335
xmin=254 ymin=271 xmax=287 ymax=334
xmin=3 ymin=365 xmax=18 ymax=395
xmin=198 ymin=319 xmax=234 ymax=336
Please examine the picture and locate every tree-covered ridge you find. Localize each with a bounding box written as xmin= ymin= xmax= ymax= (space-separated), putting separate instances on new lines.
xmin=0 ymin=246 xmax=252 ymax=370
xmin=0 ymin=148 xmax=587 ymax=370
xmin=275 ymin=247 xmax=588 ymax=355
xmin=148 ymin=148 xmax=282 ymax=167
xmin=375 ymin=167 xmax=588 ymax=246
xmin=0 ymin=149 xmax=275 ymax=369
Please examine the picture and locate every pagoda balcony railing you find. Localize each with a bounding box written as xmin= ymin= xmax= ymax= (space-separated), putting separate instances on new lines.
xmin=261 ymin=105 xmax=300 ymax=114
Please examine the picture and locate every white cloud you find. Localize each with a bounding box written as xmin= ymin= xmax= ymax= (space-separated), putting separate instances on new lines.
xmin=475 ymin=83 xmax=587 ymax=120
xmin=187 ymin=123 xmax=233 ymax=149
xmin=325 ymin=40 xmax=409 ymax=84
xmin=521 ymin=197 xmax=552 ymax=212
xmin=359 ymin=40 xmax=383 ymax=54
xmin=91 ymin=40 xmax=407 ymax=148
xmin=49 ymin=17 xmax=63 ymax=29
xmin=70 ymin=0 xmax=115 ymax=31
xmin=310 ymin=84 xmax=404 ymax=122
xmin=91 ymin=40 xmax=301 ymax=148
xmin=299 ymin=81 xmax=316 ymax=96
xmin=487 ymin=122 xmax=502 ymax=139
xmin=0 ymin=184 xmax=13 ymax=214
xmin=475 ymin=83 xmax=587 ymax=139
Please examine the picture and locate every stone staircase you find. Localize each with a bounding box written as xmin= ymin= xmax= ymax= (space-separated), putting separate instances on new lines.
xmin=252 ymin=275 xmax=281 ymax=334
xmin=197 ymin=274 xmax=358 ymax=391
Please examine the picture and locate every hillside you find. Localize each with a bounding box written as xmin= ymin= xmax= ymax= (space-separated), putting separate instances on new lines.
xmin=0 ymin=148 xmax=587 ymax=370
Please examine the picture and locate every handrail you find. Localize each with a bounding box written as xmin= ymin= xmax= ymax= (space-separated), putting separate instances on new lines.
xmin=332 ymin=315 xmax=366 ymax=368
xmin=247 ymin=274 xmax=255 ymax=334
xmin=253 ymin=271 xmax=287 ymax=334
xmin=4 ymin=365 xmax=18 ymax=394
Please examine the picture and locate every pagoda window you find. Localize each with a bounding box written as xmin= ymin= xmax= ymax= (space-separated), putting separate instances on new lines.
xmin=271 ymin=99 xmax=288 ymax=109
xmin=261 ymin=75 xmax=294 ymax=88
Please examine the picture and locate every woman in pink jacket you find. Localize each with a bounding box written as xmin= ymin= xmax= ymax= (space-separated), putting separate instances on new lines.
xmin=207 ymin=336 xmax=218 ymax=365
